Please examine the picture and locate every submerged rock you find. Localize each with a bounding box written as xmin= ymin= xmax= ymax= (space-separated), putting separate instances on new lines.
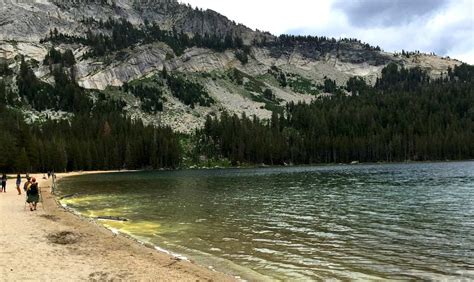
xmin=96 ymin=216 xmax=129 ymax=222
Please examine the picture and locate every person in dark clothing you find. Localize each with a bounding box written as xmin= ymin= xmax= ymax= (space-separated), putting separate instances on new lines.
xmin=26 ymin=177 xmax=39 ymax=211
xmin=16 ymin=174 xmax=21 ymax=195
xmin=1 ymin=173 xmax=6 ymax=193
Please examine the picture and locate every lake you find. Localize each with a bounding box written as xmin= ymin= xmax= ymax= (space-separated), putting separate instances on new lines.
xmin=58 ymin=162 xmax=474 ymax=280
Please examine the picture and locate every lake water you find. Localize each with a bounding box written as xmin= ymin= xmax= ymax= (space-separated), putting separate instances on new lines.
xmin=58 ymin=162 xmax=474 ymax=280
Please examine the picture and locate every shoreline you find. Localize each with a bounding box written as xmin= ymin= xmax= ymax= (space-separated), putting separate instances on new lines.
xmin=3 ymin=161 xmax=471 ymax=280
xmin=0 ymin=172 xmax=235 ymax=281
xmin=55 ymin=171 xmax=268 ymax=281
xmin=55 ymin=171 xmax=192 ymax=261
xmin=171 ymin=158 xmax=474 ymax=170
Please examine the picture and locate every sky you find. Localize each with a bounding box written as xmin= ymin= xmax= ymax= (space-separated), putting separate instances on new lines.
xmin=179 ymin=0 xmax=474 ymax=64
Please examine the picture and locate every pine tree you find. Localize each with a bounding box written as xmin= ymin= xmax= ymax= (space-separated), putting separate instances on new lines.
xmin=15 ymin=148 xmax=30 ymax=173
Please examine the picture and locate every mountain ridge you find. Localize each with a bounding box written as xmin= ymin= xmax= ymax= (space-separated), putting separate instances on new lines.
xmin=0 ymin=0 xmax=464 ymax=132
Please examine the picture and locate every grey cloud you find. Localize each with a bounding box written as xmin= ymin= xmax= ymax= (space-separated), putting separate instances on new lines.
xmin=333 ymin=0 xmax=451 ymax=27
xmin=429 ymin=19 xmax=474 ymax=56
xmin=285 ymin=13 xmax=473 ymax=61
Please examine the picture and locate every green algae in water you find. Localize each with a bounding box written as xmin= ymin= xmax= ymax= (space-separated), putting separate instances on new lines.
xmin=58 ymin=162 xmax=474 ymax=280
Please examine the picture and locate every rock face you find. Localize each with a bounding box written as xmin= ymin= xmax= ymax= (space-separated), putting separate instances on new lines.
xmin=0 ymin=0 xmax=463 ymax=132
xmin=0 ymin=0 xmax=262 ymax=43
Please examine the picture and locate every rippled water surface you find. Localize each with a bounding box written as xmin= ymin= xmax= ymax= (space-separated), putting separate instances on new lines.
xmin=58 ymin=162 xmax=474 ymax=280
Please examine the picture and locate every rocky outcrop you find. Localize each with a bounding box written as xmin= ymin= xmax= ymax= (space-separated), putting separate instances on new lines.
xmin=0 ymin=0 xmax=267 ymax=44
xmin=76 ymin=43 xmax=170 ymax=89
xmin=0 ymin=0 xmax=464 ymax=133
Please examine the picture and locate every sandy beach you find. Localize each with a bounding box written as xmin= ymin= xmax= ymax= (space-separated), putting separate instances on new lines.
xmin=0 ymin=172 xmax=235 ymax=281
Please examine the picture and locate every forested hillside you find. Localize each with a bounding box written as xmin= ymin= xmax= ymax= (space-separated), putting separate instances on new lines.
xmin=196 ymin=63 xmax=474 ymax=165
xmin=0 ymin=100 xmax=181 ymax=173
xmin=1 ymin=0 xmax=463 ymax=133
xmin=1 ymin=55 xmax=182 ymax=172
xmin=0 ymin=0 xmax=472 ymax=173
xmin=1 ymin=62 xmax=472 ymax=173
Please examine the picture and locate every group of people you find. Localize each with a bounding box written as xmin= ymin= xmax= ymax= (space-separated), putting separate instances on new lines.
xmin=1 ymin=173 xmax=41 ymax=211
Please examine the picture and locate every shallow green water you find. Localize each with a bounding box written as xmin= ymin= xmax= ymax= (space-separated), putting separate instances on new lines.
xmin=58 ymin=162 xmax=474 ymax=280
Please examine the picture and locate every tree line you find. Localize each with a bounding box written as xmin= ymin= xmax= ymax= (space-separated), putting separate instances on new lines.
xmin=42 ymin=17 xmax=248 ymax=58
xmin=1 ymin=56 xmax=473 ymax=172
xmin=0 ymin=99 xmax=181 ymax=173
xmin=164 ymin=71 xmax=215 ymax=108
xmin=196 ymin=63 xmax=474 ymax=165
xmin=15 ymin=56 xmax=88 ymax=112
xmin=1 ymin=55 xmax=181 ymax=173
xmin=259 ymin=34 xmax=382 ymax=53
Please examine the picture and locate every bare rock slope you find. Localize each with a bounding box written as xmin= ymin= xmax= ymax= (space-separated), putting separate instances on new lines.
xmin=0 ymin=0 xmax=462 ymax=132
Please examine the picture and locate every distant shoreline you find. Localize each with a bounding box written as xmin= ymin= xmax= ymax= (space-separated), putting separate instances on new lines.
xmin=184 ymin=159 xmax=474 ymax=170
xmin=49 ymin=159 xmax=474 ymax=176
xmin=4 ymin=160 xmax=472 ymax=180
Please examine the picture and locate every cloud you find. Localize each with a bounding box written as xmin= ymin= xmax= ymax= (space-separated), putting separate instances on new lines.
xmin=179 ymin=0 xmax=474 ymax=64
xmin=288 ymin=0 xmax=474 ymax=63
xmin=333 ymin=0 xmax=450 ymax=27
xmin=179 ymin=0 xmax=332 ymax=35
xmin=429 ymin=19 xmax=473 ymax=55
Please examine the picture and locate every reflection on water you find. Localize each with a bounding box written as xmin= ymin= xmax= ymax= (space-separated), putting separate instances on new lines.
xmin=59 ymin=162 xmax=474 ymax=280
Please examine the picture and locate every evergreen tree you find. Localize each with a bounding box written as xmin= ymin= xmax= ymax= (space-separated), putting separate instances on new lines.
xmin=196 ymin=63 xmax=474 ymax=165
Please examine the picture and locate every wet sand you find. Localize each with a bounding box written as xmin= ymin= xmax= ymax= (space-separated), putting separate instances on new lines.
xmin=0 ymin=172 xmax=235 ymax=281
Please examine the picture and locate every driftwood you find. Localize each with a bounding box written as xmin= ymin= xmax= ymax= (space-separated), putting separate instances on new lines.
xmin=60 ymin=193 xmax=79 ymax=199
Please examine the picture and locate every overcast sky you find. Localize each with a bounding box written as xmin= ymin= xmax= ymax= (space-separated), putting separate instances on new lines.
xmin=179 ymin=0 xmax=474 ymax=64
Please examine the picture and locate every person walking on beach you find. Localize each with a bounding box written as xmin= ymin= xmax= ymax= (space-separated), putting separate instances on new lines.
xmin=1 ymin=173 xmax=6 ymax=193
xmin=16 ymin=174 xmax=22 ymax=195
xmin=26 ymin=177 xmax=39 ymax=211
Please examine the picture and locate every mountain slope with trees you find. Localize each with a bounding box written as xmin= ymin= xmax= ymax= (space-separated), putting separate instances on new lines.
xmin=1 ymin=62 xmax=472 ymax=173
xmin=196 ymin=63 xmax=474 ymax=165
xmin=0 ymin=0 xmax=472 ymax=172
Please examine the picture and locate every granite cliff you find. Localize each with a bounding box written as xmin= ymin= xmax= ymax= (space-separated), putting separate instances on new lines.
xmin=0 ymin=0 xmax=462 ymax=132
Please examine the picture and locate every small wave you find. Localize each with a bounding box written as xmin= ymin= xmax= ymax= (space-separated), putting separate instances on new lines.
xmin=254 ymin=248 xmax=278 ymax=254
xmin=154 ymin=246 xmax=189 ymax=261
